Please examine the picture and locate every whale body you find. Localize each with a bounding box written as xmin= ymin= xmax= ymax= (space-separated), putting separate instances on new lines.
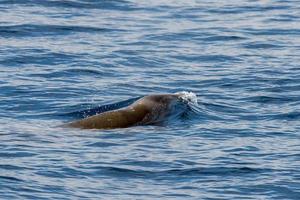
xmin=65 ymin=93 xmax=188 ymax=129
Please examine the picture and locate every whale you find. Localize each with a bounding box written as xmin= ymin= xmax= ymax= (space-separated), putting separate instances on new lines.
xmin=65 ymin=93 xmax=189 ymax=129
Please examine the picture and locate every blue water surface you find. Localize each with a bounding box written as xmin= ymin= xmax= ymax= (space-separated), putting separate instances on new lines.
xmin=1 ymin=0 xmax=300 ymax=199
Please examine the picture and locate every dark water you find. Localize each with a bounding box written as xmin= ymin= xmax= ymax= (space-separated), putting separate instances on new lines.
xmin=1 ymin=0 xmax=300 ymax=199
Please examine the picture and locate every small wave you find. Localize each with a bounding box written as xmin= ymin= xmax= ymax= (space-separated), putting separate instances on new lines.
xmin=206 ymin=5 xmax=290 ymax=14
xmin=241 ymin=28 xmax=300 ymax=36
xmin=0 ymin=151 xmax=37 ymax=158
xmin=204 ymin=35 xmax=247 ymax=42
xmin=242 ymin=95 xmax=295 ymax=104
xmin=269 ymin=111 xmax=300 ymax=121
xmin=1 ymin=0 xmax=139 ymax=11
xmin=94 ymin=166 xmax=271 ymax=179
xmin=0 ymin=52 xmax=79 ymax=66
xmin=30 ymin=68 xmax=112 ymax=79
xmin=0 ymin=24 xmax=124 ymax=38
xmin=0 ymin=175 xmax=22 ymax=182
xmin=243 ymin=42 xmax=284 ymax=49
xmin=0 ymin=164 xmax=32 ymax=171
xmin=86 ymin=141 xmax=120 ymax=147
xmin=171 ymin=54 xmax=242 ymax=63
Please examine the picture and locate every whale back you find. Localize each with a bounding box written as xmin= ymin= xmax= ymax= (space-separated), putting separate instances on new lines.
xmin=133 ymin=94 xmax=184 ymax=125
xmin=65 ymin=93 xmax=186 ymax=129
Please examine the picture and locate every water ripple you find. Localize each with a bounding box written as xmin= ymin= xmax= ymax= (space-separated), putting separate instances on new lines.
xmin=1 ymin=0 xmax=300 ymax=199
xmin=0 ymin=24 xmax=124 ymax=37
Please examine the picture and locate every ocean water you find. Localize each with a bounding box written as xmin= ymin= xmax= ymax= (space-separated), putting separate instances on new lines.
xmin=1 ymin=0 xmax=300 ymax=199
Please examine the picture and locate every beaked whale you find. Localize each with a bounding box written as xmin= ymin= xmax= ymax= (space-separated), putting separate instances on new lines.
xmin=65 ymin=93 xmax=188 ymax=129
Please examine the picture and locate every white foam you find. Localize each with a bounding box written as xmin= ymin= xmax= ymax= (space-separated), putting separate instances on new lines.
xmin=175 ymin=91 xmax=198 ymax=105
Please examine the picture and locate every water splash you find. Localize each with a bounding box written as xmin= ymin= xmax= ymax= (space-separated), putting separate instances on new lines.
xmin=176 ymin=91 xmax=198 ymax=105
